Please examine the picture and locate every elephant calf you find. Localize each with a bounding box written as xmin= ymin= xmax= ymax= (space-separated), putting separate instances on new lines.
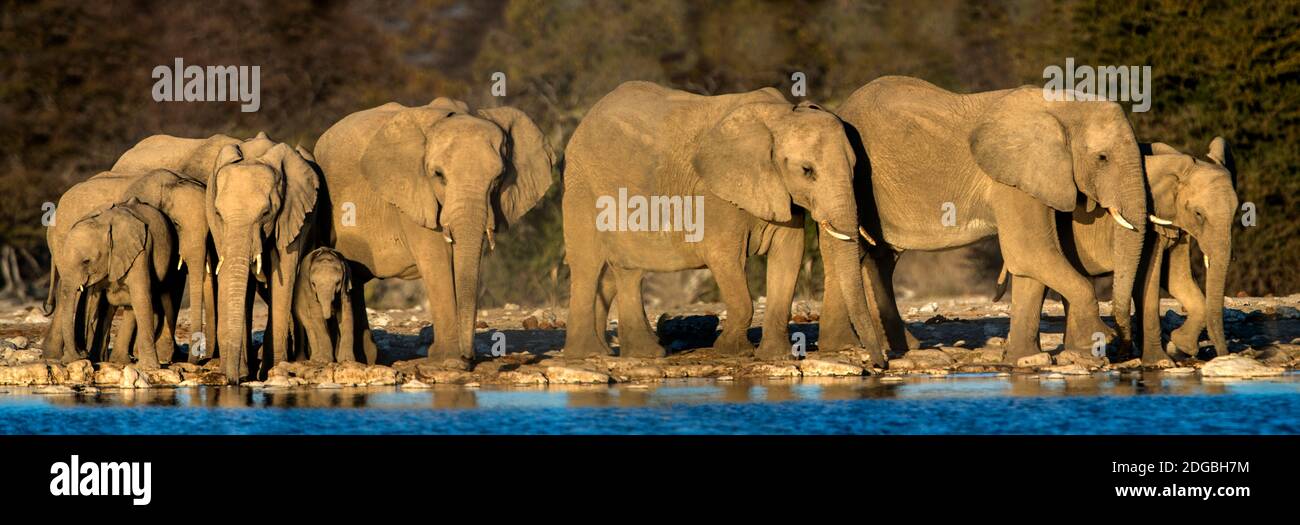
xmin=998 ymin=138 xmax=1238 ymax=364
xmin=49 ymin=200 xmax=177 ymax=369
xmin=292 ymin=247 xmax=355 ymax=363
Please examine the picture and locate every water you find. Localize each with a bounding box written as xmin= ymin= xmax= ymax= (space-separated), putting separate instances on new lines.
xmin=3 ymin=372 xmax=1300 ymax=434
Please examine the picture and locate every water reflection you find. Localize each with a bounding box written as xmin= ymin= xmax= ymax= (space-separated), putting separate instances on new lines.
xmin=5 ymin=371 xmax=1298 ymax=411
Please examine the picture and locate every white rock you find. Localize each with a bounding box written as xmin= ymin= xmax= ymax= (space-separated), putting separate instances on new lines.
xmin=400 ymin=379 xmax=433 ymax=389
xmin=120 ymin=366 xmax=150 ymax=389
xmin=1200 ymin=355 xmax=1285 ymax=378
xmin=1015 ymin=352 xmax=1053 ymax=368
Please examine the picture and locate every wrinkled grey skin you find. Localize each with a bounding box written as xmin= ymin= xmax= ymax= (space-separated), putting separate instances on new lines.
xmin=42 ymin=169 xmax=212 ymax=364
xmin=315 ymin=98 xmax=554 ymax=368
xmin=207 ymin=140 xmax=320 ymax=383
xmin=999 ymin=138 xmax=1238 ymax=363
xmin=50 ymin=201 xmax=175 ymax=369
xmin=293 ymin=247 xmax=354 ymax=363
xmin=825 ymin=76 xmax=1148 ymax=362
xmin=562 ymin=81 xmax=888 ymax=365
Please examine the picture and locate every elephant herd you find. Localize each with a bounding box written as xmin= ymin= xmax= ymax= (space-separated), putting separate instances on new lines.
xmin=40 ymin=76 xmax=1239 ymax=384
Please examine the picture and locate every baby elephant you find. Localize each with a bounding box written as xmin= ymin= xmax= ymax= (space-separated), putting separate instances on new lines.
xmin=293 ymin=247 xmax=356 ymax=363
xmin=50 ymin=199 xmax=176 ymax=368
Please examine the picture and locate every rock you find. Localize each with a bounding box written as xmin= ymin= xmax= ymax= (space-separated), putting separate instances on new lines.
xmin=169 ymin=362 xmax=201 ymax=374
xmin=48 ymin=363 xmax=68 ymax=384
xmin=887 ymin=358 xmax=916 ymax=371
xmin=917 ymin=302 xmax=939 ymax=314
xmin=879 ymin=376 xmax=905 ymax=383
xmin=4 ymin=348 xmax=43 ymax=365
xmin=902 ymin=349 xmax=956 ymax=369
xmin=1042 ymin=372 xmax=1065 ymax=380
xmin=1042 ymin=364 xmax=1091 ymax=376
xmin=34 ymin=385 xmax=76 ymax=395
xmin=333 ymin=362 xmax=369 ymax=385
xmin=475 ymin=320 xmax=489 ymax=329
xmin=939 ymin=346 xmax=974 ymax=360
xmin=738 ymin=362 xmax=801 ymax=379
xmin=618 ymin=366 xmax=666 ymax=381
xmin=1200 ymin=355 xmax=1285 ymax=378
xmin=1015 ymin=352 xmax=1053 ymax=368
xmin=984 ymin=336 xmax=1006 ymax=347
xmin=94 ymin=363 xmax=124 ymax=385
xmin=1038 ymin=333 xmax=1064 ymax=350
xmin=365 ymin=365 xmax=402 ymax=385
xmin=315 ymin=382 xmax=343 ymax=389
xmin=503 ymin=303 xmax=520 ymax=311
xmin=143 ymin=368 xmax=182 ymax=386
xmin=194 ymin=371 xmax=229 ymax=385
xmin=1163 ymin=367 xmax=1197 ymax=375
xmin=243 ymin=381 xmax=266 ymax=388
xmin=798 ymin=359 xmax=865 ymax=377
xmin=1056 ymin=350 xmax=1107 ymax=369
xmin=178 ymin=379 xmax=200 ymax=387
xmin=494 ymin=369 xmax=548 ymax=385
xmin=7 ymin=336 xmax=29 ymax=349
xmin=968 ymin=347 xmax=1005 ymax=364
xmin=262 ymin=376 xmax=292 ymax=388
xmin=120 ymin=366 xmax=151 ymax=389
xmin=544 ymin=366 xmax=611 ymax=384
xmin=65 ymin=360 xmax=94 ymax=385
xmin=400 ymin=379 xmax=434 ymax=389
xmin=417 ymin=366 xmax=474 ymax=384
xmin=267 ymin=362 xmax=292 ymax=378
xmin=0 ymin=363 xmax=51 ymax=385
xmin=521 ymin=316 xmax=540 ymax=330
xmin=1114 ymin=358 xmax=1143 ymax=370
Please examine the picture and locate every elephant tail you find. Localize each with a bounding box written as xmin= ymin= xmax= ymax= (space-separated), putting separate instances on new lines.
xmin=992 ymin=264 xmax=1010 ymax=303
xmin=42 ymin=264 xmax=57 ymax=316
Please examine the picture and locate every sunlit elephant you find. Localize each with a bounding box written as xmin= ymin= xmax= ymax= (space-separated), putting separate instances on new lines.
xmin=113 ymin=132 xmax=277 ymax=183
xmin=824 ymin=76 xmax=1149 ymax=361
xmin=562 ymin=81 xmax=887 ymax=365
xmin=996 ymin=138 xmax=1238 ymax=363
xmin=293 ymin=247 xmax=354 ymax=363
xmin=50 ymin=200 xmax=176 ymax=368
xmin=42 ymin=168 xmax=212 ymax=364
xmin=314 ymin=98 xmax=554 ymax=368
xmin=208 ymin=141 xmax=320 ymax=382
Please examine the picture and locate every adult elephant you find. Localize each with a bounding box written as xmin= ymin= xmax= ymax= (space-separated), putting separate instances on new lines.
xmin=562 ymin=81 xmax=887 ymax=365
xmin=996 ymin=138 xmax=1238 ymax=363
xmin=113 ymin=132 xmax=277 ymax=183
xmin=823 ymin=76 xmax=1148 ymax=361
xmin=208 ymin=141 xmax=320 ymax=382
xmin=314 ymin=98 xmax=554 ymax=368
xmin=42 ymin=169 xmax=212 ymax=364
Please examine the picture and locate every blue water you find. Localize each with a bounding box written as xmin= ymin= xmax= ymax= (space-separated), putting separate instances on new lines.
xmin=3 ymin=372 xmax=1300 ymax=434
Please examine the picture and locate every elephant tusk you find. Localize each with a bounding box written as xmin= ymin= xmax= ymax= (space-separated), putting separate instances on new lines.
xmin=1109 ymin=208 xmax=1137 ymax=231
xmin=858 ymin=226 xmax=877 ymax=246
xmin=1204 ymin=255 xmax=1210 ymax=269
xmin=443 ymin=233 xmax=454 ymax=244
xmin=485 ymin=228 xmax=496 ymax=252
xmin=254 ymin=253 xmax=262 ymax=276
xmin=1149 ymin=215 xmax=1174 ymax=226
xmin=206 ymin=261 xmax=211 ymax=274
xmin=78 ymin=284 xmax=84 ymax=293
xmin=215 ymin=257 xmax=223 ymax=276
xmin=177 ymin=259 xmax=184 ymax=271
xmin=819 ymin=220 xmax=853 ymax=241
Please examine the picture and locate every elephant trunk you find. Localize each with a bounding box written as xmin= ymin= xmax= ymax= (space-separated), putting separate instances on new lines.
xmin=187 ymin=251 xmax=207 ymax=354
xmin=318 ymin=291 xmax=334 ymax=321
xmin=822 ymin=213 xmax=887 ymax=367
xmin=449 ymin=213 xmax=487 ymax=362
xmin=216 ymin=236 xmax=253 ymax=382
xmin=60 ymin=281 xmax=81 ymax=359
xmin=1203 ymin=236 xmax=1231 ymax=357
xmin=1109 ymin=159 xmax=1148 ymax=348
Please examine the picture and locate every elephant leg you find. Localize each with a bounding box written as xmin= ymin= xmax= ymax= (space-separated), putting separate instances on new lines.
xmin=564 ymin=251 xmax=614 ymax=358
xmin=595 ymin=269 xmax=615 ymax=346
xmin=1138 ymin=242 xmax=1172 ymax=364
xmin=193 ymin=268 xmax=217 ymax=363
xmin=155 ymin=284 xmax=180 ymax=365
xmin=1165 ymin=238 xmax=1206 ymax=357
xmin=347 ymin=280 xmax=379 ymax=365
xmin=611 ymin=267 xmax=663 ymax=358
xmin=91 ymin=301 xmax=114 ymax=363
xmin=710 ymin=252 xmax=754 ymax=356
xmin=864 ymin=249 xmax=916 ymax=354
xmin=112 ymin=309 xmax=135 ymax=365
xmin=406 ymin=231 xmax=459 ymax=362
xmin=262 ymin=252 xmax=300 ymax=377
xmin=756 ymin=225 xmax=802 ymax=361
xmin=298 ymin=307 xmax=334 ymax=364
xmin=129 ymin=275 xmax=162 ymax=370
xmin=995 ymin=189 xmax=1111 ymax=355
xmin=1006 ymin=275 xmax=1047 ymax=361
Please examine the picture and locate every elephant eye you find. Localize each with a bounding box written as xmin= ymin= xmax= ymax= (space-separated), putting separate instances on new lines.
xmin=432 ymin=169 xmax=446 ymax=182
xmin=1097 ymin=153 xmax=1108 ymax=162
xmin=802 ymin=165 xmax=816 ymax=180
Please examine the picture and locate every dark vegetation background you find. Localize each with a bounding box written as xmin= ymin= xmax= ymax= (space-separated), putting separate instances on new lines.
xmin=1 ymin=0 xmax=1295 ymax=308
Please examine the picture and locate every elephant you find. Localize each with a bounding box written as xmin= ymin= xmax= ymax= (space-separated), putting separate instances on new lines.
xmin=313 ymin=97 xmax=554 ymax=368
xmin=207 ymin=140 xmax=320 ymax=383
xmin=561 ymin=81 xmax=887 ymax=364
xmin=995 ymin=138 xmax=1238 ymax=364
xmin=824 ymin=76 xmax=1149 ymax=362
xmin=42 ymin=168 xmax=213 ymax=364
xmin=50 ymin=199 xmax=176 ymax=368
xmin=292 ymin=247 xmax=355 ymax=363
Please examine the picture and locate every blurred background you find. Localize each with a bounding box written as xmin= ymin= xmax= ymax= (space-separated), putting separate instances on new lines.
xmin=0 ymin=0 xmax=1296 ymax=310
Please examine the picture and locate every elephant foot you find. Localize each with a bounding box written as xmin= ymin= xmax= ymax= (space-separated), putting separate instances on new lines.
xmin=1169 ymin=326 xmax=1202 ymax=357
xmin=755 ymin=338 xmax=794 ymax=361
xmin=135 ymin=359 xmax=161 ymax=371
xmin=1003 ymin=341 xmax=1041 ymax=364
xmin=1065 ymin=316 xmax=1115 ymax=354
xmin=1140 ymin=344 xmax=1173 ymax=366
xmin=59 ymin=351 xmax=84 ymax=365
xmin=617 ymin=336 xmax=667 ymax=359
xmin=563 ymin=334 xmax=614 ymax=359
xmin=713 ymin=331 xmax=754 ymax=356
xmin=816 ymin=324 xmax=857 ymax=353
xmin=426 ymin=344 xmax=473 ymax=370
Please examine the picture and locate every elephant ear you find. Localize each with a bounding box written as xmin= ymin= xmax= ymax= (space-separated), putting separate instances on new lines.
xmin=1207 ymin=136 xmax=1236 ymax=187
xmin=691 ymin=104 xmax=791 ymax=222
xmin=360 ymin=110 xmax=443 ymax=230
xmin=1147 ymin=142 xmax=1181 ymax=156
xmin=262 ymin=143 xmax=319 ymax=251
xmin=478 ymin=106 xmax=555 ymax=228
xmin=1143 ymin=153 xmax=1190 ymax=224
xmin=295 ymin=144 xmax=316 ymax=164
xmin=970 ymin=108 xmax=1077 ymax=212
xmin=107 ymin=206 xmax=147 ymax=282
